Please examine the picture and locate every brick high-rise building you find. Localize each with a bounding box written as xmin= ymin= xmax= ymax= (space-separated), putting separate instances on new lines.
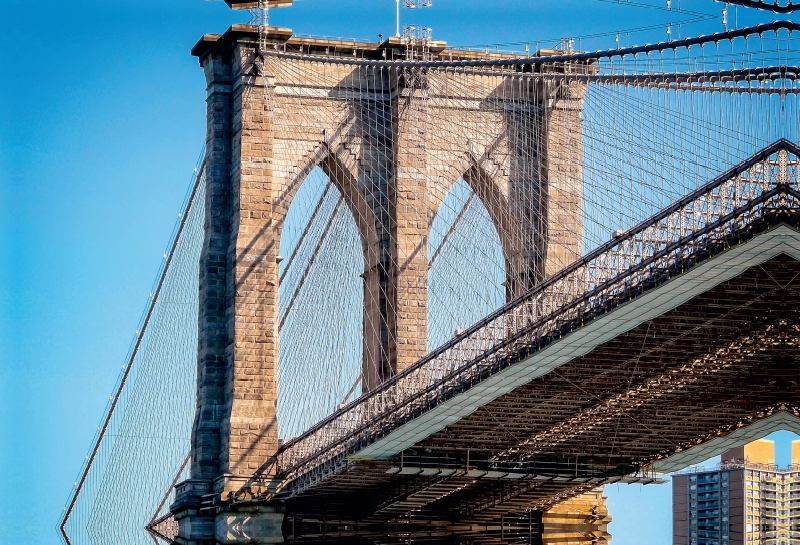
xmin=673 ymin=440 xmax=800 ymax=545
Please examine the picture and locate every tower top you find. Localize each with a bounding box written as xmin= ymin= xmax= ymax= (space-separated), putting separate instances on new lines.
xmin=224 ymin=0 xmax=292 ymax=9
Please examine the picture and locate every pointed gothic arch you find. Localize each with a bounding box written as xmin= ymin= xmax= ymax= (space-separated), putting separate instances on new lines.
xmin=431 ymin=155 xmax=534 ymax=304
xmin=427 ymin=176 xmax=507 ymax=351
xmin=276 ymin=162 xmax=366 ymax=441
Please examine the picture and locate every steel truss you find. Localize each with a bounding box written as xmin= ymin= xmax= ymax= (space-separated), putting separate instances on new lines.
xmin=61 ymin=14 xmax=800 ymax=545
xmin=277 ymin=140 xmax=800 ymax=481
xmin=201 ymin=140 xmax=800 ymax=543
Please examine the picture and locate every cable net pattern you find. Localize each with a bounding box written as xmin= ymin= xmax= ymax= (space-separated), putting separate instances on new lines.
xmin=428 ymin=177 xmax=505 ymax=352
xmin=268 ymin=25 xmax=800 ymax=443
xmin=265 ymin=25 xmax=800 ymax=475
xmin=266 ymin=58 xmax=584 ymax=442
xmin=60 ymin=163 xmax=205 ymax=545
xmin=278 ymin=168 xmax=365 ymax=438
xmin=277 ymin=145 xmax=800 ymax=490
xmin=62 ymin=21 xmax=800 ymax=543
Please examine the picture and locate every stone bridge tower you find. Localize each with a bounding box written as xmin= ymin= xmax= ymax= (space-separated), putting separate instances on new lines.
xmin=172 ymin=4 xmax=589 ymax=542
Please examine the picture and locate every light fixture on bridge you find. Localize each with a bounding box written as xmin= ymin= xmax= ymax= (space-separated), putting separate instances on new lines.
xmin=402 ymin=24 xmax=433 ymax=43
xmin=396 ymin=0 xmax=433 ymax=39
xmin=556 ymin=38 xmax=575 ymax=53
xmin=403 ymin=0 xmax=433 ymax=8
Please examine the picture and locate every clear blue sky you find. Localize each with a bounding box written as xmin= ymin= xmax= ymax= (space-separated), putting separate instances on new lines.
xmin=0 ymin=1 xmax=792 ymax=544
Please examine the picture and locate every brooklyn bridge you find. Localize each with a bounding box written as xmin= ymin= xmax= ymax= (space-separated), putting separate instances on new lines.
xmin=60 ymin=1 xmax=800 ymax=544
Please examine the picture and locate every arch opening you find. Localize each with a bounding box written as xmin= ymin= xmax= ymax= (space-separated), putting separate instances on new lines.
xmin=277 ymin=166 xmax=364 ymax=441
xmin=427 ymin=177 xmax=506 ymax=352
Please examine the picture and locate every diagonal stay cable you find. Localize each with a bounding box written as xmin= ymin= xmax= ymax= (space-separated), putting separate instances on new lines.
xmin=279 ymin=197 xmax=344 ymax=331
xmin=280 ymin=181 xmax=334 ymax=285
xmin=429 ymin=193 xmax=476 ymax=268
xmin=59 ymin=160 xmax=205 ymax=545
xmin=276 ymin=178 xmax=800 ymax=477
xmin=145 ymin=454 xmax=190 ymax=534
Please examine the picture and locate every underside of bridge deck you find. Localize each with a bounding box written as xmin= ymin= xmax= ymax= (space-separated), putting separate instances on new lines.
xmin=276 ymin=249 xmax=800 ymax=543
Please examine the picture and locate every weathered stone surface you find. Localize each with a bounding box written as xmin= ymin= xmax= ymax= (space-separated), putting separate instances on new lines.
xmin=175 ymin=26 xmax=587 ymax=544
xmin=542 ymin=490 xmax=612 ymax=545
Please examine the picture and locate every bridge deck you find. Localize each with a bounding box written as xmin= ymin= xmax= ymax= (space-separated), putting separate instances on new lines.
xmin=280 ymin=240 xmax=800 ymax=522
xmin=229 ymin=141 xmax=800 ymax=541
xmin=275 ymin=140 xmax=800 ymax=482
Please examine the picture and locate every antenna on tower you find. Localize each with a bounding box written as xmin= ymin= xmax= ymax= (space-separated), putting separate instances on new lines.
xmin=400 ymin=0 xmax=433 ymax=42
xmin=235 ymin=0 xmax=291 ymax=53
xmin=249 ymin=0 xmax=270 ymax=53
